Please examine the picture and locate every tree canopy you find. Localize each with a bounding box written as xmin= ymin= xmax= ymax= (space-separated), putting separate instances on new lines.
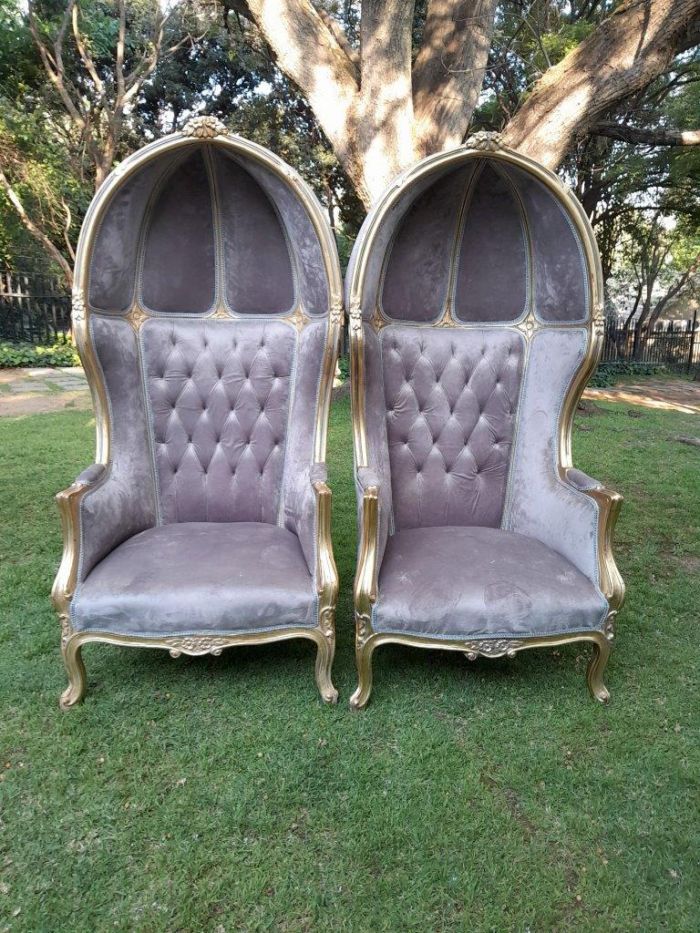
xmin=0 ymin=0 xmax=697 ymax=318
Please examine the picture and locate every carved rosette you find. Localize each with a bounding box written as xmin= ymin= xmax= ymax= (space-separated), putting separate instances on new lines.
xmin=126 ymin=305 xmax=150 ymax=331
xmin=592 ymin=306 xmax=606 ymax=337
xmin=59 ymin=613 xmax=73 ymax=649
xmin=369 ymin=307 xmax=389 ymax=333
xmin=208 ymin=306 xmax=233 ymax=320
xmin=164 ymin=636 xmax=230 ymax=658
xmin=515 ymin=313 xmax=538 ymax=340
xmin=435 ymin=305 xmax=458 ymax=328
xmin=603 ymin=612 xmax=616 ymax=642
xmin=465 ymin=131 xmax=503 ymax=152
xmin=463 ymin=638 xmax=524 ymax=660
xmin=182 ymin=116 xmax=228 ymax=139
xmin=329 ymin=300 xmax=344 ymax=328
xmin=356 ymin=612 xmax=372 ymax=648
xmin=71 ymin=292 xmax=86 ymax=326
xmin=319 ymin=606 xmax=335 ymax=638
xmin=285 ymin=306 xmax=311 ymax=332
xmin=349 ymin=300 xmax=363 ymax=335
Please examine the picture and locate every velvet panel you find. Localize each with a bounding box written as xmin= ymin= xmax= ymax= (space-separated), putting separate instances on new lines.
xmin=360 ymin=326 xmax=394 ymax=568
xmin=453 ymin=163 xmax=528 ymax=323
xmin=235 ymin=152 xmax=329 ymax=316
xmin=373 ymin=526 xmax=608 ymax=638
xmin=88 ymin=155 xmax=177 ymax=313
xmin=71 ymin=522 xmax=316 ymax=635
xmin=381 ymin=165 xmax=472 ymax=322
xmin=504 ymin=164 xmax=589 ymax=323
xmin=281 ymin=319 xmax=328 ymax=577
xmin=78 ymin=316 xmax=157 ymax=581
xmin=140 ymin=150 xmax=217 ymax=314
xmin=140 ymin=318 xmax=295 ymax=524
xmin=502 ymin=328 xmax=601 ymax=583
xmin=214 ymin=152 xmax=295 ymax=314
xmin=381 ymin=326 xmax=524 ymax=530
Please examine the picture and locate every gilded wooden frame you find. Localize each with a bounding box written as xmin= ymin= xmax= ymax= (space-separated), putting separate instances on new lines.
xmin=53 ymin=117 xmax=343 ymax=709
xmin=348 ymin=132 xmax=625 ymax=710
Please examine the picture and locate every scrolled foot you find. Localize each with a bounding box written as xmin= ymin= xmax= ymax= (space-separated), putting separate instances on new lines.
xmin=314 ymin=633 xmax=338 ymax=704
xmin=587 ymin=635 xmax=611 ymax=704
xmin=60 ymin=636 xmax=87 ymax=710
xmin=349 ymin=640 xmax=375 ymax=711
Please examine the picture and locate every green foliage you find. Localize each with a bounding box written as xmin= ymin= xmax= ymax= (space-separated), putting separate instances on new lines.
xmin=589 ymin=361 xmax=668 ymax=387
xmin=0 ymin=394 xmax=698 ymax=929
xmin=337 ymin=354 xmax=350 ymax=382
xmin=0 ymin=334 xmax=79 ymax=367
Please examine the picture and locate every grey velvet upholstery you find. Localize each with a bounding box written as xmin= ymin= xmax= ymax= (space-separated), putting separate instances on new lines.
xmin=141 ymin=151 xmax=217 ymax=314
xmin=350 ymin=149 xmax=608 ymax=647
xmin=141 ymin=318 xmax=294 ymax=524
xmin=88 ymin=145 xmax=327 ymax=319
xmin=71 ymin=523 xmax=316 ymax=635
xmin=381 ymin=326 xmax=524 ymax=529
xmin=78 ymin=316 xmax=157 ymax=581
xmin=373 ymin=527 xmax=608 ymax=638
xmin=71 ymin=135 xmax=337 ymax=642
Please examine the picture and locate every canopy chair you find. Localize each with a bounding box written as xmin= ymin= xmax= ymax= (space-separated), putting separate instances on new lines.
xmin=53 ymin=117 xmax=343 ymax=709
xmin=347 ymin=132 xmax=624 ymax=710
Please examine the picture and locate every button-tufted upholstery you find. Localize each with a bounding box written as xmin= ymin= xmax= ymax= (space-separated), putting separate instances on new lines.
xmin=382 ymin=327 xmax=524 ymax=529
xmin=142 ymin=318 xmax=295 ymax=524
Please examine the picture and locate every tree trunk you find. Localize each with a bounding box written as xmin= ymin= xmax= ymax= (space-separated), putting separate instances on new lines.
xmin=238 ymin=0 xmax=700 ymax=206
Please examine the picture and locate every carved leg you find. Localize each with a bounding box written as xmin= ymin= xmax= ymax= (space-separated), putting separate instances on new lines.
xmin=60 ymin=634 xmax=87 ymax=710
xmin=349 ymin=636 xmax=376 ymax=711
xmin=586 ymin=634 xmax=611 ymax=703
xmin=314 ymin=631 xmax=338 ymax=704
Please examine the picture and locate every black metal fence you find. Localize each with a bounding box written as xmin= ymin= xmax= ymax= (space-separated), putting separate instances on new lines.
xmin=0 ymin=268 xmax=71 ymax=343
xmin=601 ymin=321 xmax=700 ymax=372
xmin=1 ymin=266 xmax=699 ymax=374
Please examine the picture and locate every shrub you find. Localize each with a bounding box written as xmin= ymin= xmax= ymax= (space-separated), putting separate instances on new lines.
xmin=0 ymin=335 xmax=80 ymax=368
xmin=589 ymin=361 xmax=667 ymax=387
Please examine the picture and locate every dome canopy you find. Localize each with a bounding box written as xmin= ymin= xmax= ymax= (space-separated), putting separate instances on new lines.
xmin=83 ymin=137 xmax=334 ymax=318
xmin=349 ymin=145 xmax=599 ymax=327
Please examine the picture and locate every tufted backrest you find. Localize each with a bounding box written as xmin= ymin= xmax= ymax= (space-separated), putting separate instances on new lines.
xmin=348 ymin=142 xmax=601 ymax=543
xmin=141 ymin=319 xmax=295 ymax=524
xmin=381 ymin=327 xmax=524 ymax=529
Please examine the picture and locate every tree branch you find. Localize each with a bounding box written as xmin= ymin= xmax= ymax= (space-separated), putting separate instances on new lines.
xmin=0 ymin=168 xmax=73 ymax=285
xmin=503 ymin=0 xmax=700 ymax=170
xmin=592 ymin=121 xmax=700 ymax=146
xmin=413 ymin=0 xmax=499 ymax=156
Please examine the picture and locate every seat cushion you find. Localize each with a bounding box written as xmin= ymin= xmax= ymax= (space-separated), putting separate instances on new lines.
xmin=373 ymin=526 xmax=608 ymax=640
xmin=71 ymin=522 xmax=316 ymax=637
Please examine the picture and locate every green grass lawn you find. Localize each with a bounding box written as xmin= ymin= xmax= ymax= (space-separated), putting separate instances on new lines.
xmin=0 ymin=391 xmax=698 ymax=931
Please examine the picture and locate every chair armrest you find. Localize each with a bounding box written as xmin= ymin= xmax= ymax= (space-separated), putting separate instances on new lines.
xmin=51 ymin=464 xmax=109 ymax=618
xmin=565 ymin=468 xmax=603 ymax=492
xmin=354 ymin=479 xmax=380 ymax=620
xmin=563 ymin=468 xmax=625 ymax=611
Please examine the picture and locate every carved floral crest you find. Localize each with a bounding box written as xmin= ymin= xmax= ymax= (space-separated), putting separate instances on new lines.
xmin=182 ymin=116 xmax=228 ymax=139
xmin=464 ymin=131 xmax=503 ymax=152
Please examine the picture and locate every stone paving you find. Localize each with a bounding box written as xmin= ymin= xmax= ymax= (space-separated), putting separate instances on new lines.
xmin=0 ymin=366 xmax=91 ymax=417
xmin=0 ymin=367 xmax=698 ymax=418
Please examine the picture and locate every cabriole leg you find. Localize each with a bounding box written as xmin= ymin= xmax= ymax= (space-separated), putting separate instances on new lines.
xmin=586 ymin=634 xmax=611 ymax=703
xmin=60 ymin=634 xmax=87 ymax=710
xmin=314 ymin=631 xmax=338 ymax=704
xmin=349 ymin=636 xmax=376 ymax=711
